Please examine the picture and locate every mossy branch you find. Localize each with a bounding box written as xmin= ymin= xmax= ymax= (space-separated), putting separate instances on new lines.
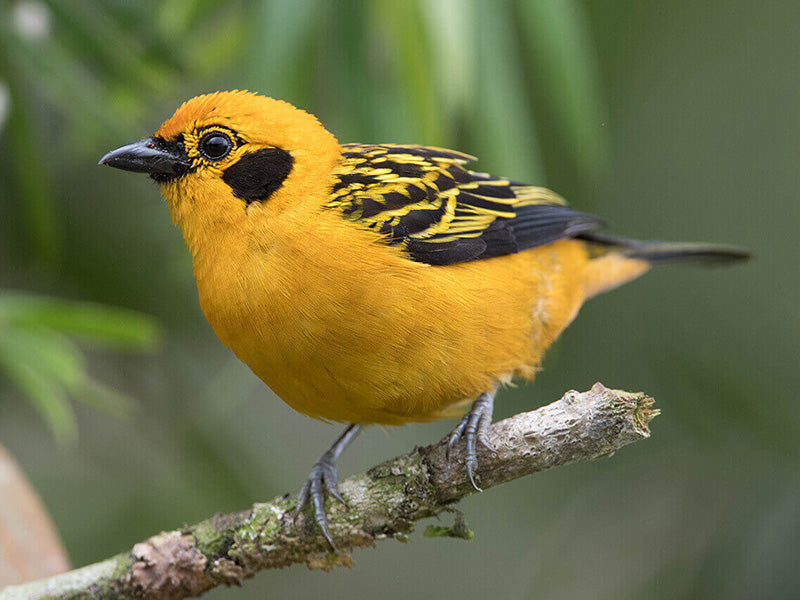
xmin=0 ymin=383 xmax=657 ymax=600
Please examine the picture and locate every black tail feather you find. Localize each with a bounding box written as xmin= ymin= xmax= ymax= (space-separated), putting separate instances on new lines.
xmin=579 ymin=232 xmax=751 ymax=265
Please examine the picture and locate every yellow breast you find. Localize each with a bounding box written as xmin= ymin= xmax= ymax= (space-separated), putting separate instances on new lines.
xmin=192 ymin=208 xmax=589 ymax=425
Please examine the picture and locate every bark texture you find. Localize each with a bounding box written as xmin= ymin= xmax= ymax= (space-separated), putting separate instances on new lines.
xmin=0 ymin=383 xmax=657 ymax=600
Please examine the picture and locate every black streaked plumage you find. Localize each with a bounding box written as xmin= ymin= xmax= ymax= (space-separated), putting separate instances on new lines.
xmin=326 ymin=144 xmax=602 ymax=265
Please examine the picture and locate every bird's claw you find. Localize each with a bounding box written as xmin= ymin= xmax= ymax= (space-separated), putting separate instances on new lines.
xmin=292 ymin=423 xmax=361 ymax=550
xmin=293 ymin=451 xmax=345 ymax=548
xmin=445 ymin=391 xmax=496 ymax=491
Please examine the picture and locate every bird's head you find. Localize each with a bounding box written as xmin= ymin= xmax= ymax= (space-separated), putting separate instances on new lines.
xmin=100 ymin=91 xmax=341 ymax=240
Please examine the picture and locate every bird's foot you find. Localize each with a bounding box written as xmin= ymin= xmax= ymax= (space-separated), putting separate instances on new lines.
xmin=294 ymin=452 xmax=344 ymax=548
xmin=292 ymin=423 xmax=361 ymax=549
xmin=446 ymin=390 xmax=496 ymax=491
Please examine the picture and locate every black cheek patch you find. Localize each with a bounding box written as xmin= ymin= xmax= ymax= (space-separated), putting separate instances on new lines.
xmin=221 ymin=147 xmax=294 ymax=204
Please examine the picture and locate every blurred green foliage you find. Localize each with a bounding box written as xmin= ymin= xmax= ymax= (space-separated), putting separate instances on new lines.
xmin=0 ymin=1 xmax=797 ymax=599
xmin=0 ymin=292 xmax=158 ymax=442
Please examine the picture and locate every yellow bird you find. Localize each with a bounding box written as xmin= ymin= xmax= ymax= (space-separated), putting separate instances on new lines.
xmin=101 ymin=90 xmax=747 ymax=544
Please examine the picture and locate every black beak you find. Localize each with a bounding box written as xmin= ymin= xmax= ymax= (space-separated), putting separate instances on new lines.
xmin=99 ymin=137 xmax=190 ymax=181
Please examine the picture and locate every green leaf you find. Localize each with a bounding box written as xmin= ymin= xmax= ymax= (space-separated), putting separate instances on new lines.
xmin=373 ymin=0 xmax=444 ymax=143
xmin=158 ymin=0 xmax=228 ymax=39
xmin=0 ymin=296 xmax=150 ymax=440
xmin=467 ymin=0 xmax=544 ymax=182
xmin=182 ymin=6 xmax=250 ymax=76
xmin=41 ymin=0 xmax=169 ymax=92
xmin=0 ymin=329 xmax=80 ymax=443
xmin=0 ymin=293 xmax=161 ymax=351
xmin=75 ymin=378 xmax=136 ymax=419
xmin=515 ymin=0 xmax=608 ymax=181
xmin=0 ymin=49 xmax=60 ymax=265
xmin=244 ymin=0 xmax=323 ymax=102
xmin=4 ymin=28 xmax=133 ymax=138
xmin=419 ymin=0 xmax=475 ymax=138
xmin=0 ymin=327 xmax=85 ymax=391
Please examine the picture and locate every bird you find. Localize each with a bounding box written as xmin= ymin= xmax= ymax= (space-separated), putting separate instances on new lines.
xmin=100 ymin=90 xmax=748 ymax=546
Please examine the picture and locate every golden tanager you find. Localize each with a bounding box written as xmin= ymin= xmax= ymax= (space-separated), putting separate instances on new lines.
xmin=100 ymin=91 xmax=748 ymax=545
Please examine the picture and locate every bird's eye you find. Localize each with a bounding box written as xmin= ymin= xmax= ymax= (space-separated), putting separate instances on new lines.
xmin=198 ymin=132 xmax=233 ymax=161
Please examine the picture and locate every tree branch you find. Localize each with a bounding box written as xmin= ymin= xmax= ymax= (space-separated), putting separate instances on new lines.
xmin=0 ymin=383 xmax=657 ymax=600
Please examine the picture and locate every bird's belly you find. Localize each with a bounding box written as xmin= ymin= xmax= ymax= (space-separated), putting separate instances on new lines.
xmin=202 ymin=299 xmax=505 ymax=425
xmin=195 ymin=240 xmax=588 ymax=425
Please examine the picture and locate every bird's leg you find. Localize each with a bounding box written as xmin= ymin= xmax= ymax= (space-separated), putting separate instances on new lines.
xmin=293 ymin=423 xmax=361 ymax=548
xmin=446 ymin=390 xmax=496 ymax=491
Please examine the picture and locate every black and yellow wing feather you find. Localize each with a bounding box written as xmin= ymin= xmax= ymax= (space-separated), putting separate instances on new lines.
xmin=326 ymin=144 xmax=603 ymax=265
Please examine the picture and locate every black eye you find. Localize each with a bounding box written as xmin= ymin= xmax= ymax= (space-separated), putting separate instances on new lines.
xmin=198 ymin=132 xmax=233 ymax=161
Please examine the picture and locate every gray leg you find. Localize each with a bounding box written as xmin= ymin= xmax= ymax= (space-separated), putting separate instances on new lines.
xmin=446 ymin=390 xmax=495 ymax=491
xmin=294 ymin=423 xmax=361 ymax=548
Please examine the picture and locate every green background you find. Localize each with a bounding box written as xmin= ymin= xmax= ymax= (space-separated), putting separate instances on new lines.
xmin=1 ymin=1 xmax=797 ymax=598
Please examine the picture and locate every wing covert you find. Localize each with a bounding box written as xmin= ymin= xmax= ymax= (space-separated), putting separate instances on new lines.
xmin=326 ymin=144 xmax=602 ymax=265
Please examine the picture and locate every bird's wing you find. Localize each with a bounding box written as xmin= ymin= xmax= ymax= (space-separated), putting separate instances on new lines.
xmin=326 ymin=144 xmax=603 ymax=265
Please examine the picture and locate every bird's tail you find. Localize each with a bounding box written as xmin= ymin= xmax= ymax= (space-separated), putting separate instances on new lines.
xmin=577 ymin=232 xmax=750 ymax=299
xmin=580 ymin=232 xmax=751 ymax=265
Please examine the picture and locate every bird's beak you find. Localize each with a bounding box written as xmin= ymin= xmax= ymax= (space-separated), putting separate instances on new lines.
xmin=99 ymin=137 xmax=190 ymax=180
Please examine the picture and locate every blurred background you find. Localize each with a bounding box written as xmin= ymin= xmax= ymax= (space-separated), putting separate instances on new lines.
xmin=0 ymin=0 xmax=797 ymax=598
